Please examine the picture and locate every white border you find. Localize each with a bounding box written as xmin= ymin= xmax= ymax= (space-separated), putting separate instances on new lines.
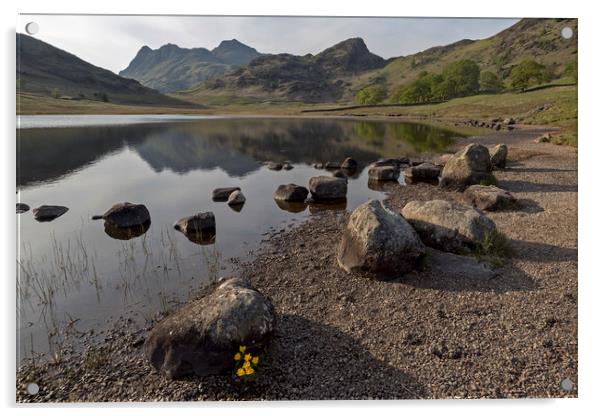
xmin=2 ymin=0 xmax=600 ymax=414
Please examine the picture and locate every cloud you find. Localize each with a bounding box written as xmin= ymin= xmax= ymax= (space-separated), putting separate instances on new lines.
xmin=18 ymin=15 xmax=518 ymax=73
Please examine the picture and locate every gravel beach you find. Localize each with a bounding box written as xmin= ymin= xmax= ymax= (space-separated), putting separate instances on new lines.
xmin=16 ymin=126 xmax=577 ymax=402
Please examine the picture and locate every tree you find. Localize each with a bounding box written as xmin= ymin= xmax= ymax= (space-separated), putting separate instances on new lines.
xmin=509 ymin=60 xmax=547 ymax=91
xmin=479 ymin=71 xmax=504 ymax=93
xmin=355 ymin=85 xmax=387 ymax=105
xmin=441 ymin=59 xmax=480 ymax=98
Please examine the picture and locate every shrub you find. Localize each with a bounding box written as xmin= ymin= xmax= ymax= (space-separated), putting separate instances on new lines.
xmin=355 ymin=85 xmax=387 ymax=105
xmin=475 ymin=229 xmax=513 ymax=267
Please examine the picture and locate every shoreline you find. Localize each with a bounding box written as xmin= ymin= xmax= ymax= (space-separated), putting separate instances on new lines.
xmin=16 ymin=126 xmax=577 ymax=401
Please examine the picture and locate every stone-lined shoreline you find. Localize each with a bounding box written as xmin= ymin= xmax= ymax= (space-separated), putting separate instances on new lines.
xmin=17 ymin=126 xmax=577 ymax=401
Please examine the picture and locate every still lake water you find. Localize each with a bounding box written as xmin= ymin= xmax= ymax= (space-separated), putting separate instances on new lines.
xmin=16 ymin=116 xmax=465 ymax=361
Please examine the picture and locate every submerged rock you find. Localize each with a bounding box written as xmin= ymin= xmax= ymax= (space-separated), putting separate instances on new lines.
xmin=404 ymin=162 xmax=441 ymax=183
xmin=535 ymin=133 xmax=551 ymax=143
xmin=267 ymin=162 xmax=283 ymax=171
xmin=93 ymin=202 xmax=150 ymax=227
xmin=341 ymin=157 xmax=358 ymax=170
xmin=368 ymin=165 xmax=400 ymax=181
xmin=490 ymin=144 xmax=508 ymax=169
xmin=337 ymin=199 xmax=425 ymax=278
xmin=32 ymin=205 xmax=68 ymax=222
xmin=308 ymin=176 xmax=347 ymax=201
xmin=439 ymin=143 xmax=492 ymax=190
xmin=16 ymin=203 xmax=30 ymax=214
xmin=212 ymin=187 xmax=240 ymax=202
xmin=401 ymin=199 xmax=496 ymax=253
xmin=464 ymin=185 xmax=516 ymax=211
xmin=273 ymin=184 xmax=309 ymax=202
xmin=144 ymin=278 xmax=275 ymax=379
xmin=227 ymin=190 xmax=246 ymax=206
xmin=104 ymin=221 xmax=150 ymax=240
xmin=324 ymin=161 xmax=341 ymax=170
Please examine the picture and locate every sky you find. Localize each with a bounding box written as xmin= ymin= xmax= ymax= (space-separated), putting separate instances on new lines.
xmin=18 ymin=15 xmax=519 ymax=74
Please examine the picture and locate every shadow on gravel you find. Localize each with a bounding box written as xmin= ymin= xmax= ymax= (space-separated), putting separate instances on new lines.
xmin=515 ymin=198 xmax=545 ymax=213
xmin=249 ymin=314 xmax=426 ymax=400
xmin=510 ymin=240 xmax=577 ymax=263
xmin=498 ymin=179 xmax=577 ymax=193
xmin=508 ymin=167 xmax=578 ymax=174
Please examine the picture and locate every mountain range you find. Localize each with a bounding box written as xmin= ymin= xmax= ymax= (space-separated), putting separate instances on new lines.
xmin=16 ymin=33 xmax=194 ymax=107
xmin=119 ymin=39 xmax=262 ymax=92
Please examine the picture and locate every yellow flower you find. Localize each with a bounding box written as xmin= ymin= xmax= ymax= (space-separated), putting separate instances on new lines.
xmin=243 ymin=360 xmax=251 ymax=369
xmin=234 ymin=352 xmax=241 ymax=361
xmin=252 ymin=356 xmax=259 ymax=365
xmin=239 ymin=346 xmax=246 ymax=353
xmin=245 ymin=366 xmax=255 ymax=375
xmin=244 ymin=353 xmax=251 ymax=361
xmin=236 ymin=368 xmax=245 ymax=377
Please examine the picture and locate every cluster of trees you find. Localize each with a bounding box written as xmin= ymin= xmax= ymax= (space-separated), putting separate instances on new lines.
xmin=354 ymin=57 xmax=573 ymax=105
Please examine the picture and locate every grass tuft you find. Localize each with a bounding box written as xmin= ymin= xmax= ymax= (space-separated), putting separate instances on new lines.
xmin=474 ymin=228 xmax=513 ymax=267
xmin=479 ymin=173 xmax=498 ymax=187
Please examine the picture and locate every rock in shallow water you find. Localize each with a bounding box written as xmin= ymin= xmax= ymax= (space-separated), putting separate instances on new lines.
xmin=309 ymin=176 xmax=347 ymax=201
xmin=401 ymin=199 xmax=496 ymax=253
xmin=368 ymin=165 xmax=400 ymax=181
xmin=273 ymin=184 xmax=309 ymax=202
xmin=464 ymin=185 xmax=516 ymax=211
xmin=337 ymin=199 xmax=425 ymax=278
xmin=212 ymin=187 xmax=241 ymax=201
xmin=174 ymin=212 xmax=215 ymax=235
xmin=16 ymin=203 xmax=30 ymax=214
xmin=94 ymin=202 xmax=150 ymax=227
xmin=32 ymin=205 xmax=68 ymax=222
xmin=144 ymin=278 xmax=275 ymax=379
xmin=227 ymin=190 xmax=246 ymax=206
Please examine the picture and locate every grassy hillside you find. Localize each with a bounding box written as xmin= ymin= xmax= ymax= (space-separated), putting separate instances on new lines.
xmin=16 ymin=34 xmax=196 ymax=108
xmin=350 ymin=18 xmax=577 ymax=99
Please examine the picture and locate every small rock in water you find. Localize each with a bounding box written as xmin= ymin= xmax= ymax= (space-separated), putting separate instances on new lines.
xmin=368 ymin=165 xmax=400 ymax=181
xmin=267 ymin=162 xmax=283 ymax=171
xmin=308 ymin=176 xmax=347 ymax=201
xmin=212 ymin=187 xmax=240 ymax=201
xmin=341 ymin=157 xmax=358 ymax=170
xmin=174 ymin=212 xmax=215 ymax=235
xmin=227 ymin=190 xmax=246 ymax=206
xmin=283 ymin=162 xmax=294 ymax=170
xmin=332 ymin=169 xmax=348 ymax=179
xmin=16 ymin=203 xmax=30 ymax=214
xmin=94 ymin=202 xmax=150 ymax=227
xmin=274 ymin=184 xmax=309 ymax=202
xmin=32 ymin=205 xmax=68 ymax=222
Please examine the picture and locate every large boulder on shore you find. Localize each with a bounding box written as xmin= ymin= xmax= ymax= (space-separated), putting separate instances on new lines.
xmin=144 ymin=278 xmax=275 ymax=379
xmin=94 ymin=202 xmax=150 ymax=227
xmin=308 ymin=176 xmax=347 ymax=200
xmin=401 ymin=199 xmax=496 ymax=253
xmin=274 ymin=184 xmax=309 ymax=202
xmin=464 ymin=185 xmax=516 ymax=211
xmin=32 ymin=205 xmax=68 ymax=222
xmin=490 ymin=144 xmax=508 ymax=169
xmin=341 ymin=157 xmax=358 ymax=170
xmin=439 ymin=143 xmax=493 ymax=190
xmin=368 ymin=165 xmax=400 ymax=181
xmin=337 ymin=200 xmax=425 ymax=278
xmin=16 ymin=203 xmax=30 ymax=214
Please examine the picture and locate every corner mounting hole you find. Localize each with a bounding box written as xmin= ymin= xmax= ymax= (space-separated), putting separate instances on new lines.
xmin=25 ymin=22 xmax=39 ymax=35
xmin=26 ymin=382 xmax=39 ymax=395
xmin=561 ymin=27 xmax=573 ymax=39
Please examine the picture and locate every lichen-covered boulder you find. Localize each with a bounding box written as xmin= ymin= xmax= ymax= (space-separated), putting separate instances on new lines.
xmin=144 ymin=278 xmax=275 ymax=379
xmin=308 ymin=176 xmax=347 ymax=200
xmin=464 ymin=185 xmax=516 ymax=211
xmin=227 ymin=190 xmax=246 ymax=206
xmin=337 ymin=200 xmax=425 ymax=278
xmin=439 ymin=144 xmax=493 ymax=190
xmin=16 ymin=203 xmax=30 ymax=214
xmin=401 ymin=199 xmax=496 ymax=253
xmin=490 ymin=144 xmax=508 ymax=169
xmin=94 ymin=202 xmax=150 ymax=227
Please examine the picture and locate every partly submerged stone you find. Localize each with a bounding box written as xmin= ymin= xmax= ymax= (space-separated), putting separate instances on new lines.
xmin=401 ymin=199 xmax=496 ymax=253
xmin=16 ymin=203 xmax=30 ymax=214
xmin=93 ymin=202 xmax=150 ymax=227
xmin=308 ymin=176 xmax=347 ymax=201
xmin=212 ymin=187 xmax=241 ymax=202
xmin=104 ymin=221 xmax=150 ymax=240
xmin=32 ymin=205 xmax=69 ymax=222
xmin=144 ymin=278 xmax=275 ymax=379
xmin=368 ymin=165 xmax=400 ymax=181
xmin=337 ymin=199 xmax=425 ymax=278
xmin=273 ymin=184 xmax=309 ymax=202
